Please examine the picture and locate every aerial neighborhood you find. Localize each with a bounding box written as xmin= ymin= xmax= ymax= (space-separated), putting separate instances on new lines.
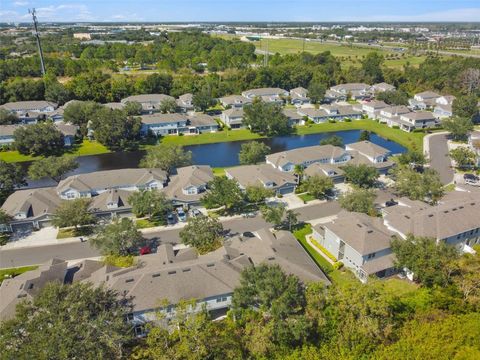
xmin=1 ymin=15 xmax=480 ymax=359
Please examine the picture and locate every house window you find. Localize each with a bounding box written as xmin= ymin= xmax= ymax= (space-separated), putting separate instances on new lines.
xmin=367 ymin=253 xmax=376 ymax=259
xmin=126 ymin=313 xmax=134 ymax=321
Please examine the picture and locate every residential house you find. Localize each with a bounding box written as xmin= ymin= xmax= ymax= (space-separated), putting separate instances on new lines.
xmin=121 ymin=94 xmax=176 ymax=113
xmin=0 ymin=259 xmax=68 ymax=321
xmin=0 ymin=125 xmax=20 ymax=146
xmin=297 ymin=105 xmax=361 ymax=123
xmin=289 ymin=87 xmax=310 ymax=105
xmin=408 ymin=91 xmax=441 ymax=110
xmin=88 ymin=189 xmax=132 ymax=219
xmin=297 ymin=108 xmax=330 ymax=123
xmin=382 ymin=193 xmax=480 ymax=250
xmin=283 ymin=109 xmax=305 ymax=126
xmin=140 ymin=113 xmax=189 ymax=136
xmin=392 ymin=111 xmax=437 ymax=132
xmin=312 ymin=211 xmax=396 ymax=283
xmin=176 ymin=93 xmax=195 ymax=113
xmin=187 ymin=114 xmax=218 ymax=134
xmin=1 ymin=187 xmax=62 ymax=232
xmin=55 ymin=122 xmax=78 ymax=147
xmin=371 ymin=82 xmax=396 ymax=94
xmin=226 ymin=164 xmax=297 ymax=195
xmin=304 ymin=163 xmax=345 ymax=183
xmin=358 ymin=100 xmax=389 ymax=119
xmin=162 ymin=165 xmax=214 ymax=206
xmin=266 ymin=145 xmax=351 ymax=172
xmin=379 ymin=105 xmax=412 ymax=126
xmin=56 ymin=168 xmax=168 ymax=199
xmin=103 ymin=102 xmax=125 ymax=111
xmin=218 ymin=95 xmax=252 ymax=109
xmin=221 ymin=108 xmax=244 ymax=129
xmin=0 ymin=101 xmax=58 ymax=121
xmin=241 ymin=88 xmax=288 ymax=103
xmin=433 ymin=95 xmax=456 ymax=119
xmin=345 ymin=141 xmax=391 ymax=164
xmin=326 ymin=83 xmax=371 ymax=101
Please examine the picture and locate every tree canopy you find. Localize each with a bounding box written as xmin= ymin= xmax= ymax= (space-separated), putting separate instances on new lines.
xmin=239 ymin=141 xmax=271 ymax=165
xmin=140 ymin=143 xmax=192 ymax=173
xmin=202 ymin=176 xmax=244 ymax=211
xmin=179 ymin=215 xmax=224 ymax=254
xmin=339 ymin=187 xmax=377 ymax=215
xmin=392 ymin=166 xmax=444 ymax=204
xmin=442 ymin=116 xmax=474 ymax=141
xmin=14 ymin=122 xmax=65 ymax=156
xmin=90 ymin=217 xmax=144 ymax=256
xmin=0 ymin=160 xmax=25 ymax=204
xmin=52 ymin=198 xmax=97 ymax=229
xmin=341 ymin=163 xmax=379 ymax=188
xmin=243 ymin=101 xmax=290 ymax=136
xmin=28 ymin=155 xmax=78 ymax=183
xmin=319 ymin=135 xmax=343 ymax=147
xmin=128 ymin=190 xmax=172 ymax=221
xmin=449 ymin=147 xmax=477 ymax=170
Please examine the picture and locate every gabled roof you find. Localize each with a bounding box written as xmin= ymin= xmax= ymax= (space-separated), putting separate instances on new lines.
xmin=346 ymin=141 xmax=390 ymax=158
xmin=188 ymin=114 xmax=217 ymax=127
xmin=266 ymin=145 xmax=348 ymax=168
xmin=222 ymin=108 xmax=244 ymax=117
xmin=321 ymin=211 xmax=393 ymax=255
xmin=330 ymin=83 xmax=370 ymax=92
xmin=380 ymin=105 xmax=411 ymax=116
xmin=88 ymin=189 xmax=131 ymax=212
xmin=55 ymin=122 xmax=78 ymax=137
xmin=121 ymin=94 xmax=175 ymax=104
xmin=0 ymin=124 xmax=21 ymax=137
xmin=141 ymin=113 xmax=188 ymax=125
xmin=372 ymin=82 xmax=396 ymax=92
xmin=162 ymin=165 xmax=214 ymax=202
xmin=226 ymin=164 xmax=296 ymax=189
xmin=2 ymin=187 xmax=61 ymax=219
xmin=415 ymin=91 xmax=441 ymax=99
xmin=0 ymin=101 xmax=58 ymax=112
xmin=57 ymin=168 xmax=168 ymax=194
xmin=400 ymin=111 xmax=436 ymax=122
xmin=242 ymin=87 xmax=288 ymax=97
xmin=219 ymin=95 xmax=252 ymax=105
xmin=103 ymin=102 xmax=125 ymax=110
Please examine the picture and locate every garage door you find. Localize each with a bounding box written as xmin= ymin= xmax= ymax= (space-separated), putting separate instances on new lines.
xmin=278 ymin=186 xmax=295 ymax=195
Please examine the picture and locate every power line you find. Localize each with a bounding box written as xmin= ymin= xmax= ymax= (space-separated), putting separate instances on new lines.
xmin=29 ymin=8 xmax=46 ymax=76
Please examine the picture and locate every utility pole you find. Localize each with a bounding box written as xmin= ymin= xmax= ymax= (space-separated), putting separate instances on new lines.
xmin=29 ymin=8 xmax=46 ymax=76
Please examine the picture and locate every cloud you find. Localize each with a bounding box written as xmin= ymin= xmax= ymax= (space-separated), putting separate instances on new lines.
xmin=13 ymin=1 xmax=29 ymax=6
xmin=21 ymin=4 xmax=96 ymax=22
xmin=358 ymin=7 xmax=480 ymax=22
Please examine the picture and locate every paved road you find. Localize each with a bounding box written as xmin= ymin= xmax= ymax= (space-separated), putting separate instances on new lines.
xmin=0 ymin=202 xmax=342 ymax=268
xmin=427 ymin=133 xmax=454 ymax=184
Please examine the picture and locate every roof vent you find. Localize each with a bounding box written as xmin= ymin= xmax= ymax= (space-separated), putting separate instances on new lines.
xmin=267 ymin=256 xmax=275 ymax=260
xmin=125 ymin=278 xmax=134 ymax=283
xmin=182 ymin=268 xmax=191 ymax=272
xmin=404 ymin=215 xmax=410 ymax=219
xmin=152 ymin=273 xmax=160 ymax=278
xmin=367 ymin=230 xmax=374 ymax=234
xmin=168 ymin=271 xmax=176 ymax=275
xmin=444 ymin=210 xmax=449 ymax=214
xmin=471 ymin=203 xmax=476 ymax=206
xmin=206 ymin=263 xmax=215 ymax=267
xmin=428 ymin=214 xmax=434 ymax=217
xmin=356 ymin=223 xmax=363 ymax=228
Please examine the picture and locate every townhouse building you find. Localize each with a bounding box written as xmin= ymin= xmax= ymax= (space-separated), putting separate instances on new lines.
xmin=121 ymin=94 xmax=176 ymax=113
xmin=433 ymin=95 xmax=456 ymax=119
xmin=408 ymin=91 xmax=441 ymax=110
xmin=289 ymin=87 xmax=310 ymax=105
xmin=221 ymin=108 xmax=244 ymax=128
xmin=241 ymin=88 xmax=288 ymax=103
xmin=218 ymin=95 xmax=252 ymax=108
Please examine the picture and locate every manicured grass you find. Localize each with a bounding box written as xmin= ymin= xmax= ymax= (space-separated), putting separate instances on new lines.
xmin=212 ymin=167 xmax=226 ymax=176
xmin=159 ymin=129 xmax=265 ymax=146
xmin=0 ymin=266 xmax=38 ymax=284
xmin=0 ymin=140 xmax=110 ymax=163
xmin=103 ymin=255 xmax=136 ymax=268
xmin=293 ymin=224 xmax=334 ymax=274
xmin=57 ymin=226 xmax=94 ymax=239
xmin=296 ymin=120 xmax=425 ymax=151
xmin=298 ymin=193 xmax=317 ymax=203
xmin=136 ymin=218 xmax=165 ymax=229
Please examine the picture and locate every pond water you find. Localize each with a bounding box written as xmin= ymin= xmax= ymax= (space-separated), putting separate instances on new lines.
xmin=23 ymin=130 xmax=406 ymax=188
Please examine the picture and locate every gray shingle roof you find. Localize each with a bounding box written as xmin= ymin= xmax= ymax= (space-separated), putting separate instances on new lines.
xmin=346 ymin=141 xmax=390 ymax=159
xmin=226 ymin=164 xmax=297 ymax=189
xmin=121 ymin=94 xmax=175 ymax=104
xmin=141 ymin=113 xmax=188 ymax=125
xmin=0 ymin=101 xmax=58 ymax=112
xmin=162 ymin=165 xmax=214 ymax=202
xmin=2 ymin=187 xmax=61 ymax=219
xmin=266 ymin=145 xmax=348 ymax=168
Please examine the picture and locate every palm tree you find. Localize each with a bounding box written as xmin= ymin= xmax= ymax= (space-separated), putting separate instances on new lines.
xmin=293 ymin=164 xmax=304 ymax=184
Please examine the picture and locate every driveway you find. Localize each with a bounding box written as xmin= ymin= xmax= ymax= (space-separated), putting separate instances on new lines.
xmin=425 ymin=133 xmax=454 ymax=184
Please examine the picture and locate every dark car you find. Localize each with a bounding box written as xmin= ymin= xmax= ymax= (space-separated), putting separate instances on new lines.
xmin=242 ymin=231 xmax=255 ymax=238
xmin=167 ymin=213 xmax=176 ymax=225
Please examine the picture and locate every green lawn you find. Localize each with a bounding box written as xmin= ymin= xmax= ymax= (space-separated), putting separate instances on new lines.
xmin=298 ymin=193 xmax=317 ymax=203
xmin=0 ymin=266 xmax=38 ymax=284
xmin=0 ymin=140 xmax=110 ymax=163
xmin=136 ymin=218 xmax=165 ymax=229
xmin=296 ymin=120 xmax=425 ymax=151
xmin=159 ymin=129 xmax=265 ymax=146
xmin=56 ymin=226 xmax=94 ymax=239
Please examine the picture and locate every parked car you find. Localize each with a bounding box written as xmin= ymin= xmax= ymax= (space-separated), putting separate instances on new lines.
xmin=190 ymin=208 xmax=202 ymax=217
xmin=177 ymin=208 xmax=187 ymax=222
xmin=464 ymin=173 xmax=480 ymax=185
xmin=139 ymin=246 xmax=151 ymax=255
xmin=167 ymin=213 xmax=176 ymax=225
xmin=242 ymin=231 xmax=255 ymax=238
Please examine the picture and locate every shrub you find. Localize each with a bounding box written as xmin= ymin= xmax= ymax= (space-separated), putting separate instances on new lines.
xmin=103 ymin=255 xmax=136 ymax=268
xmin=328 ymin=119 xmax=336 ymax=123
xmin=344 ymin=118 xmax=352 ymax=122
xmin=392 ymin=125 xmax=400 ymax=129
xmin=333 ymin=261 xmax=344 ymax=270
xmin=277 ymin=193 xmax=283 ymax=198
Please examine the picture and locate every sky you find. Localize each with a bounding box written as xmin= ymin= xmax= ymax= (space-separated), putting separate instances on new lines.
xmin=1 ymin=0 xmax=480 ymax=23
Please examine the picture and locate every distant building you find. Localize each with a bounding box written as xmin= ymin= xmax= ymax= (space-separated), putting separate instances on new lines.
xmin=241 ymin=88 xmax=288 ymax=103
xmin=408 ymin=91 xmax=441 ymax=110
xmin=121 ymin=94 xmax=176 ymax=113
xmin=289 ymin=87 xmax=310 ymax=105
xmin=73 ymin=33 xmax=92 ymax=40
xmin=221 ymin=108 xmax=244 ymax=129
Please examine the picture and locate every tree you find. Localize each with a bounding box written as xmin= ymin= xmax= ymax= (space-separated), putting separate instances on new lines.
xmin=63 ymin=100 xmax=104 ymax=136
xmin=202 ymin=176 xmax=244 ymax=211
xmin=460 ymin=68 xmax=480 ymax=95
xmin=14 ymin=122 xmax=65 ymax=156
xmin=392 ymin=235 xmax=459 ymax=287
xmin=140 ymin=143 xmax=192 ymax=173
xmin=361 ymin=52 xmax=384 ymax=83
xmin=358 ymin=130 xmax=371 ymax=141
xmin=232 ymin=264 xmax=306 ymax=320
xmin=90 ymin=217 xmax=144 ymax=256
xmin=239 ymin=141 xmax=271 ymax=165
xmin=135 ymin=73 xmax=173 ymax=94
xmin=243 ymin=101 xmax=290 ymax=136
xmin=90 ymin=108 xmax=141 ymax=150
xmin=128 ymin=190 xmax=172 ymax=220
xmin=123 ymin=100 xmax=143 ymax=116
xmin=192 ymin=89 xmax=216 ymax=112
xmin=301 ymin=175 xmax=334 ymax=199
xmin=339 ymin=188 xmax=377 ymax=215
xmin=376 ymin=90 xmax=409 ymax=106
xmin=449 ymin=147 xmax=477 ymax=169
xmin=442 ymin=116 xmax=473 ymax=141
xmin=397 ymin=150 xmax=426 ymax=166
xmin=307 ymin=82 xmax=327 ymax=104
xmin=246 ymin=184 xmax=274 ymax=204
xmin=260 ymin=203 xmax=286 ymax=228
xmin=294 ymin=164 xmax=305 ymax=182
xmin=0 ymin=109 xmax=19 ymax=125
xmin=0 ymin=282 xmax=131 ymax=360
xmin=0 ymin=160 xmax=25 ymax=204
xmin=51 ymin=198 xmax=96 ymax=230
xmin=44 ymin=81 xmax=71 ymax=105
xmin=320 ymin=135 xmax=343 ymax=147
xmin=342 ymin=164 xmax=379 ymax=188
xmin=392 ymin=166 xmax=444 ymax=204
xmin=179 ymin=215 xmax=224 ymax=254
xmin=28 ymin=155 xmax=78 ymax=182
xmin=284 ymin=209 xmax=299 ymax=231
xmin=452 ymin=95 xmax=479 ymax=120
xmin=158 ymin=98 xmax=178 ymax=113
